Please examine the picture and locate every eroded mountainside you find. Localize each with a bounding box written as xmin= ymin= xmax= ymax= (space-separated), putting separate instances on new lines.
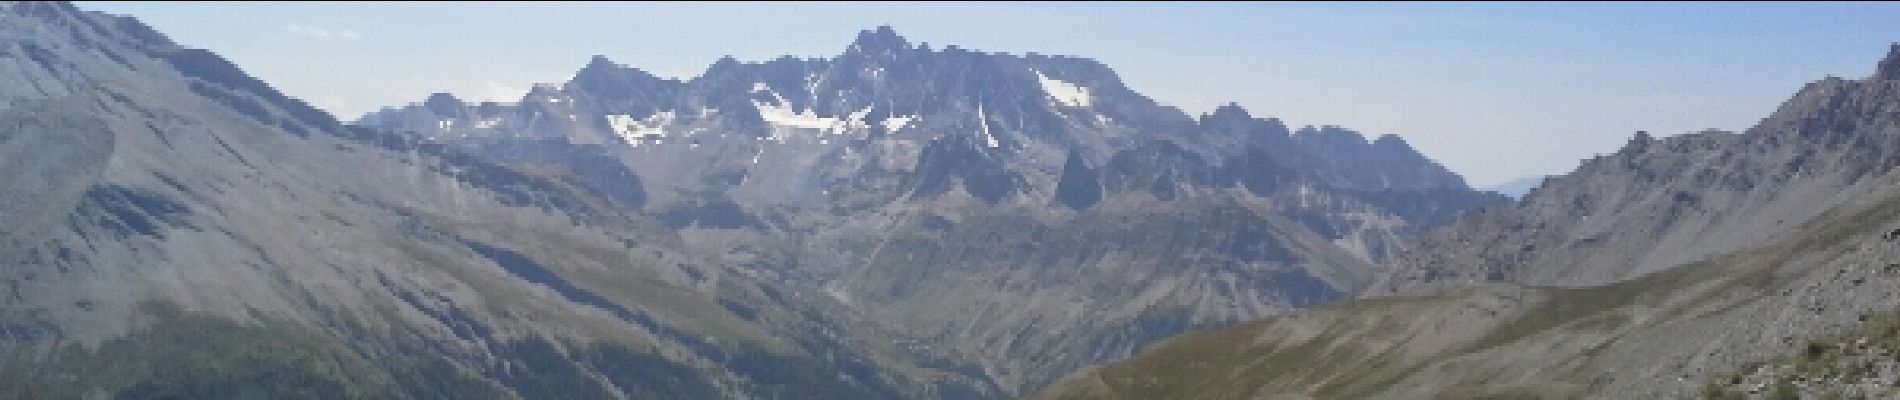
xmin=1038 ymin=45 xmax=1900 ymax=399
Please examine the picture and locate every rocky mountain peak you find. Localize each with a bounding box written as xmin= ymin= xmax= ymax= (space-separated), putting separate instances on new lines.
xmin=1370 ymin=133 xmax=1411 ymax=149
xmin=1198 ymin=103 xmax=1293 ymax=153
xmin=582 ymin=54 xmax=615 ymax=70
xmin=572 ymin=54 xmax=625 ymax=82
xmin=704 ymin=55 xmax=740 ymax=72
xmin=1283 ymin=125 xmax=1469 ymax=190
xmin=850 ymin=25 xmax=910 ymax=53
xmin=1621 ymin=130 xmax=1655 ymax=153
xmin=1363 ymin=134 xmax=1436 ymax=167
xmin=422 ymin=92 xmax=464 ymax=117
xmin=571 ymin=54 xmax=668 ymax=83
xmin=1203 ymin=102 xmax=1256 ymax=123
xmin=1877 ymin=42 xmax=1900 ymax=80
xmin=566 ymin=54 xmax=675 ymax=106
xmin=1295 ymin=125 xmax=1369 ymax=145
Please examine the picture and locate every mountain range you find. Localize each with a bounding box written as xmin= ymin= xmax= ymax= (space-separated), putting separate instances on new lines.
xmin=22 ymin=2 xmax=1890 ymax=399
xmin=359 ymin=23 xmax=1509 ymax=394
xmin=0 ymin=2 xmax=1508 ymax=398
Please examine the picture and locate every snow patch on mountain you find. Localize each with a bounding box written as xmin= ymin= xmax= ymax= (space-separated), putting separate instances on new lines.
xmin=977 ymin=103 xmax=998 ymax=147
xmin=755 ymin=99 xmax=840 ymax=131
xmin=883 ymin=115 xmax=915 ymax=133
xmin=607 ymin=111 xmax=677 ymax=145
xmin=751 ymin=82 xmax=875 ymax=139
xmin=1035 ymin=70 xmax=1091 ymax=107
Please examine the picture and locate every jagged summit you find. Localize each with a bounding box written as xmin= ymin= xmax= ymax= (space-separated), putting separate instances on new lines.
xmin=850 ymin=25 xmax=910 ymax=53
xmin=1203 ymin=102 xmax=1255 ymax=121
xmin=1877 ymin=42 xmax=1900 ymax=80
xmin=1619 ymin=130 xmax=1655 ymax=153
xmin=565 ymin=53 xmax=676 ymax=107
xmin=422 ymin=92 xmax=463 ymax=117
xmin=1295 ymin=125 xmax=1369 ymax=143
xmin=700 ymin=54 xmax=742 ymax=76
xmin=571 ymin=54 xmax=671 ymax=82
xmin=1369 ymin=133 xmax=1411 ymax=148
xmin=584 ymin=54 xmax=615 ymax=69
xmin=1197 ymin=103 xmax=1291 ymax=145
xmin=574 ymin=54 xmax=623 ymax=78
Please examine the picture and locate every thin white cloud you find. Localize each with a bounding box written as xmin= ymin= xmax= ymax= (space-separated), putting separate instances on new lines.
xmin=284 ymin=24 xmax=362 ymax=40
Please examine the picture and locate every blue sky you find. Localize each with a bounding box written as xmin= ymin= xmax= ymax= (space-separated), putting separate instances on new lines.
xmin=73 ymin=1 xmax=1900 ymax=186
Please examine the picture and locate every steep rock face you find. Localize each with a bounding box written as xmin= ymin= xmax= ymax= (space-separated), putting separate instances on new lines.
xmin=1036 ymin=45 xmax=1900 ymax=400
xmin=361 ymin=26 xmax=1505 ymax=393
xmin=0 ymin=3 xmax=997 ymax=398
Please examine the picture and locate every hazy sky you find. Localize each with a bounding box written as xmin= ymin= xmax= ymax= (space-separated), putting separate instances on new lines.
xmin=73 ymin=1 xmax=1900 ymax=187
